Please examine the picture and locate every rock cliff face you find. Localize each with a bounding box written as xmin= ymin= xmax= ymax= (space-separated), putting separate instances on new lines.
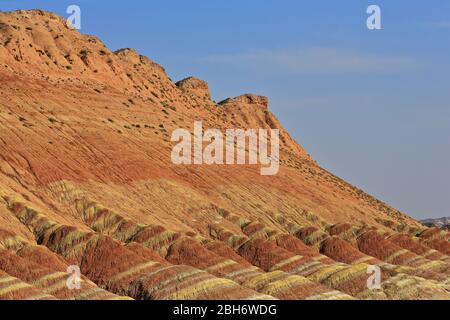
xmin=0 ymin=10 xmax=449 ymax=300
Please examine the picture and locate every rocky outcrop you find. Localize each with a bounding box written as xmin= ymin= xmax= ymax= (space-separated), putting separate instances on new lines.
xmin=176 ymin=76 xmax=211 ymax=100
xmin=219 ymin=94 xmax=269 ymax=109
xmin=236 ymin=94 xmax=269 ymax=108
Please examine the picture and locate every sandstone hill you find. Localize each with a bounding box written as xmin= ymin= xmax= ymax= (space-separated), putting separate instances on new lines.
xmin=0 ymin=10 xmax=449 ymax=300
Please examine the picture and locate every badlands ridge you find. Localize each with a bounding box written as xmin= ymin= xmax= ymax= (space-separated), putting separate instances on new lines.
xmin=0 ymin=10 xmax=449 ymax=300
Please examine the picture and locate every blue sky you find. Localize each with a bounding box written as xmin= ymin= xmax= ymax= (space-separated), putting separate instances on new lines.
xmin=2 ymin=1 xmax=450 ymax=219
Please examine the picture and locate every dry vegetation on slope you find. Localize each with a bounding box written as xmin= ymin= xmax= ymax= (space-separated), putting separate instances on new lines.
xmin=0 ymin=10 xmax=448 ymax=300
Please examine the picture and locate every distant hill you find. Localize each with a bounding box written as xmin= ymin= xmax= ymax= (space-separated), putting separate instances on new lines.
xmin=421 ymin=217 xmax=450 ymax=230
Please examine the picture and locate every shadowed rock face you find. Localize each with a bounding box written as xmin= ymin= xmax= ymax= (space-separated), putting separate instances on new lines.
xmin=0 ymin=10 xmax=448 ymax=301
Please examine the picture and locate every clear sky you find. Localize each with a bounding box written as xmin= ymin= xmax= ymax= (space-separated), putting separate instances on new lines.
xmin=2 ymin=1 xmax=449 ymax=219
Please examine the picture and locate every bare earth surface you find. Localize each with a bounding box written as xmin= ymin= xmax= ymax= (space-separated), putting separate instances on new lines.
xmin=0 ymin=10 xmax=449 ymax=300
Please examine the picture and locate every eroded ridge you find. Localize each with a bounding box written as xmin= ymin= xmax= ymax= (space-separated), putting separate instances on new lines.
xmin=5 ymin=199 xmax=273 ymax=300
xmin=73 ymin=199 xmax=350 ymax=300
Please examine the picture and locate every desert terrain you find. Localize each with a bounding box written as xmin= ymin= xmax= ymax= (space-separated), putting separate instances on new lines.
xmin=0 ymin=10 xmax=449 ymax=300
